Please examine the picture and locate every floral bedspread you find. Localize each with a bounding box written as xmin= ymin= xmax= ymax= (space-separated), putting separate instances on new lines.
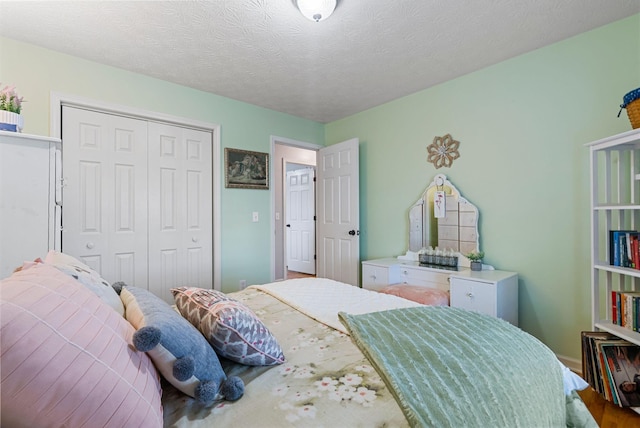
xmin=162 ymin=287 xmax=409 ymax=427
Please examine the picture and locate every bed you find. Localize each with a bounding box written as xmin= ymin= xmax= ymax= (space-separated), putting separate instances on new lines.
xmin=1 ymin=258 xmax=596 ymax=428
xmin=163 ymin=278 xmax=597 ymax=428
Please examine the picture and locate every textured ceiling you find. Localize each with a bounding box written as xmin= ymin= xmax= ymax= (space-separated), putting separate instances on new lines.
xmin=0 ymin=1 xmax=638 ymax=123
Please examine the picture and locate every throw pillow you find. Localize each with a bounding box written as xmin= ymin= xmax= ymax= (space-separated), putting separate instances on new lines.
xmin=0 ymin=263 xmax=163 ymax=428
xmin=119 ymin=284 xmax=244 ymax=405
xmin=172 ymin=286 xmax=285 ymax=366
xmin=43 ymin=250 xmax=124 ymax=316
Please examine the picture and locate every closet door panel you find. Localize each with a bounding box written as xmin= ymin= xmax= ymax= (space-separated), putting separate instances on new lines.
xmin=148 ymin=123 xmax=212 ymax=303
xmin=62 ymin=107 xmax=148 ymax=288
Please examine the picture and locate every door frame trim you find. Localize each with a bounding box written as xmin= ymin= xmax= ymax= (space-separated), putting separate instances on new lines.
xmin=270 ymin=135 xmax=321 ymax=281
xmin=50 ymin=92 xmax=222 ymax=290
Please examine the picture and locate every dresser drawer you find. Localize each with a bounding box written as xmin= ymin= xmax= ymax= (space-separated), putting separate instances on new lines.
xmin=391 ymin=265 xmax=450 ymax=290
xmin=450 ymin=277 xmax=496 ymax=316
xmin=361 ymin=263 xmax=390 ymax=291
xmin=449 ymin=272 xmax=518 ymax=326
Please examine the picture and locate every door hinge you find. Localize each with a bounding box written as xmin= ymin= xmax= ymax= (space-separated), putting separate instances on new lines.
xmin=314 ymin=255 xmax=316 ymax=260
xmin=314 ymin=215 xmax=316 ymax=221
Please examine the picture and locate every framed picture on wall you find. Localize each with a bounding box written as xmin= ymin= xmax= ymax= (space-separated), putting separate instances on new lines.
xmin=225 ymin=148 xmax=269 ymax=189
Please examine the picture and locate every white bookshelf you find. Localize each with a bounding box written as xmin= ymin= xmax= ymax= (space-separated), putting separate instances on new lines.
xmin=588 ymin=128 xmax=640 ymax=345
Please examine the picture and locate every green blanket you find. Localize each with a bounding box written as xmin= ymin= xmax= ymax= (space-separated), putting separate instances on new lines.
xmin=339 ymin=306 xmax=566 ymax=428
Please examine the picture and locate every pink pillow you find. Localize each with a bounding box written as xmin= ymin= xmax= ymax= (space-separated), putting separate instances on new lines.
xmin=380 ymin=284 xmax=450 ymax=306
xmin=0 ymin=264 xmax=163 ymax=427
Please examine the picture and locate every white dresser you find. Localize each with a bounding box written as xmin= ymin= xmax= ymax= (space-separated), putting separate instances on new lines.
xmin=0 ymin=131 xmax=61 ymax=278
xmin=362 ymin=259 xmax=518 ymax=326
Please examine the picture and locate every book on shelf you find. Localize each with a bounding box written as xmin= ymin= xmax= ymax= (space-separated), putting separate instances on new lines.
xmin=610 ymin=291 xmax=640 ymax=331
xmin=609 ymin=230 xmax=640 ymax=269
xmin=582 ymin=331 xmax=640 ymax=409
xmin=601 ymin=342 xmax=640 ymax=407
xmin=582 ymin=331 xmax=613 ymax=396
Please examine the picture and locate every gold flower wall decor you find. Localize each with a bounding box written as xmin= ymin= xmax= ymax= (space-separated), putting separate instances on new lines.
xmin=426 ymin=134 xmax=460 ymax=169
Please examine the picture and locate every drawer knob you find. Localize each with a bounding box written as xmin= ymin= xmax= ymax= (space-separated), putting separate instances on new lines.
xmin=86 ymin=242 xmax=94 ymax=249
xmin=466 ymin=292 xmax=473 ymax=298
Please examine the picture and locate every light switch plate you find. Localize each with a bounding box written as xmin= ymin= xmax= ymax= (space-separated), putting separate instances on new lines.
xmin=252 ymin=211 xmax=259 ymax=222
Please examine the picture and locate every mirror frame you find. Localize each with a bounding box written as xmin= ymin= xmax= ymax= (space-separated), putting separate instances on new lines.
xmin=406 ymin=174 xmax=480 ymax=266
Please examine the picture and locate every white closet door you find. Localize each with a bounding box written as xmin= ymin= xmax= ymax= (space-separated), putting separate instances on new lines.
xmin=148 ymin=123 xmax=213 ymax=303
xmin=62 ymin=107 xmax=148 ymax=288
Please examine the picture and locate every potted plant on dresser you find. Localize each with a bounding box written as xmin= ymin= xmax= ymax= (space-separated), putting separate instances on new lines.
xmin=466 ymin=251 xmax=485 ymax=271
xmin=0 ymin=84 xmax=24 ymax=132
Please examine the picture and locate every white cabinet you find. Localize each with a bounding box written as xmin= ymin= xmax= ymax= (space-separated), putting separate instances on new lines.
xmin=362 ymin=259 xmax=518 ymax=325
xmin=449 ymin=270 xmax=518 ymax=326
xmin=588 ymin=128 xmax=640 ymax=346
xmin=0 ymin=131 xmax=61 ymax=278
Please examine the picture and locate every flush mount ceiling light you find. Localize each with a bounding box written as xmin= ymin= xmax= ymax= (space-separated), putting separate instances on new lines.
xmin=295 ymin=0 xmax=337 ymax=22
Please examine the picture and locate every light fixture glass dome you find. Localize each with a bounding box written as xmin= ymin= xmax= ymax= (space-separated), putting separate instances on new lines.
xmin=296 ymin=0 xmax=337 ymax=22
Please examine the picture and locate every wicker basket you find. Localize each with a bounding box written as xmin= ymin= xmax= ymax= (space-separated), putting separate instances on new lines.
xmin=621 ymin=88 xmax=640 ymax=129
xmin=627 ymin=98 xmax=640 ymax=129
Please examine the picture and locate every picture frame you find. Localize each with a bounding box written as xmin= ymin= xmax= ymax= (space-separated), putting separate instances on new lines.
xmin=224 ymin=148 xmax=269 ymax=190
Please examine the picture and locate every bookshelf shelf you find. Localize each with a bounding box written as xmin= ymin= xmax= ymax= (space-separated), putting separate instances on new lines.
xmin=594 ymin=204 xmax=640 ymax=211
xmin=589 ymin=128 xmax=640 ymax=347
xmin=594 ymin=263 xmax=640 ymax=278
xmin=594 ymin=321 xmax=640 ymax=343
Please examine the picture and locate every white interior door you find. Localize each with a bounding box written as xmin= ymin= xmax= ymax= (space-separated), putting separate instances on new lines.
xmin=316 ymin=138 xmax=359 ymax=285
xmin=62 ymin=106 xmax=148 ymax=288
xmin=147 ymin=123 xmax=213 ymax=303
xmin=286 ymin=167 xmax=316 ymax=275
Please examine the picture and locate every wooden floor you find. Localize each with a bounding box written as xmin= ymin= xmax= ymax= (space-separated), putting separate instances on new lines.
xmin=578 ymin=387 xmax=640 ymax=427
xmin=286 ymin=270 xmax=315 ymax=279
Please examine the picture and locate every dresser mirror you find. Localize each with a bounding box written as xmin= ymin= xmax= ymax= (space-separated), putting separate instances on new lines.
xmin=407 ymin=174 xmax=479 ymax=258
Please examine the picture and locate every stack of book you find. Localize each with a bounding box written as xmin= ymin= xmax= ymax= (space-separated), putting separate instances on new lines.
xmin=611 ymin=291 xmax=640 ymax=331
xmin=610 ymin=230 xmax=640 ymax=269
xmin=582 ymin=331 xmax=640 ymax=409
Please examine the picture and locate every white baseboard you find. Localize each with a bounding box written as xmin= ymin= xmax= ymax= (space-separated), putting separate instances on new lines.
xmin=557 ymin=354 xmax=582 ymax=375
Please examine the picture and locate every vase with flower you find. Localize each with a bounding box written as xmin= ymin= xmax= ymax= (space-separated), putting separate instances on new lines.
xmin=0 ymin=84 xmax=24 ymax=132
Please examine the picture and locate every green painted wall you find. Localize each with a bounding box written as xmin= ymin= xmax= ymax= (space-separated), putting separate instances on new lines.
xmin=325 ymin=14 xmax=640 ymax=361
xmin=2 ymin=14 xmax=639 ymax=362
xmin=0 ymin=37 xmax=325 ymax=293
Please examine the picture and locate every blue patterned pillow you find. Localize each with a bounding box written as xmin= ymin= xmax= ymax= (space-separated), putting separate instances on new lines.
xmin=172 ymin=287 xmax=285 ymax=366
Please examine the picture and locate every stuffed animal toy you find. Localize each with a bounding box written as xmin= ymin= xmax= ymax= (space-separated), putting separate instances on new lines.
xmin=113 ymin=282 xmax=244 ymax=405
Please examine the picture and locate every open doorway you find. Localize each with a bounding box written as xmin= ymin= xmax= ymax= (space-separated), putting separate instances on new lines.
xmin=272 ymin=138 xmax=319 ymax=282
